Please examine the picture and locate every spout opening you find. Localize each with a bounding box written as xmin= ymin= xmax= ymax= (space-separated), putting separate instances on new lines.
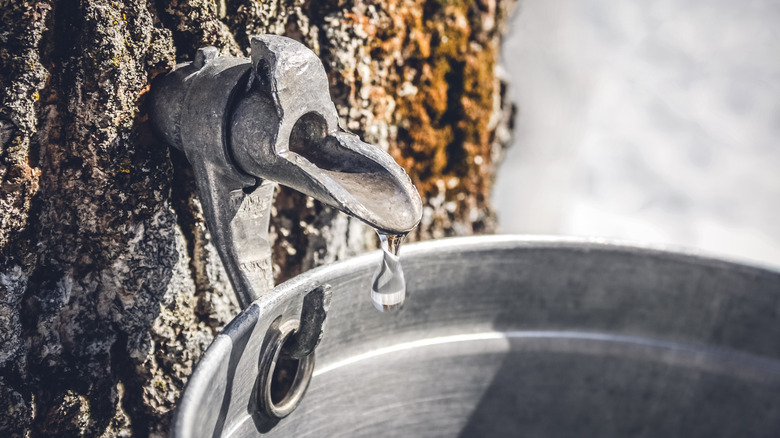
xmin=281 ymin=115 xmax=422 ymax=233
xmin=288 ymin=112 xmax=384 ymax=174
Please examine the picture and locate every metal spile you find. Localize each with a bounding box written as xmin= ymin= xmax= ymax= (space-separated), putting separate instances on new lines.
xmin=149 ymin=35 xmax=422 ymax=308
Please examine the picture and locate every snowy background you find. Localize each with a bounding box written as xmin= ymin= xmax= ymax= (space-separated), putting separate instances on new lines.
xmin=493 ymin=0 xmax=780 ymax=267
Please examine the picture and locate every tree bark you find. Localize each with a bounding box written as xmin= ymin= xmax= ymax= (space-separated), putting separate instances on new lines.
xmin=0 ymin=0 xmax=515 ymax=436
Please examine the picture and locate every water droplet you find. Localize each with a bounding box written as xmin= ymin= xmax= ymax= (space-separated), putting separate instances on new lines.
xmin=371 ymin=232 xmax=407 ymax=312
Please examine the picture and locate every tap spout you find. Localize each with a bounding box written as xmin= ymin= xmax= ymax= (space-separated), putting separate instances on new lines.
xmin=150 ymin=35 xmax=422 ymax=307
xmin=229 ymin=35 xmax=422 ymax=235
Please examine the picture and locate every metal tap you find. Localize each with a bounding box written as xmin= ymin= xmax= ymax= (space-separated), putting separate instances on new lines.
xmin=149 ymin=35 xmax=422 ymax=308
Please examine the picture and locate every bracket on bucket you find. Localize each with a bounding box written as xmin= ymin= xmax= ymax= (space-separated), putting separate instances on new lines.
xmin=256 ymin=285 xmax=331 ymax=421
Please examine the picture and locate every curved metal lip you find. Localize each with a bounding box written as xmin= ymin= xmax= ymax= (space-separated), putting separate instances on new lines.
xmin=269 ymin=235 xmax=780 ymax=303
xmin=171 ymin=234 xmax=780 ymax=437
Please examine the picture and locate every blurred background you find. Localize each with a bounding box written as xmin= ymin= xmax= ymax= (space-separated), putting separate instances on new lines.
xmin=493 ymin=0 xmax=780 ymax=267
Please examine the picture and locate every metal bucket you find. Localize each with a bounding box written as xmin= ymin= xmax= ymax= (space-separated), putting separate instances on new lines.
xmin=172 ymin=236 xmax=780 ymax=437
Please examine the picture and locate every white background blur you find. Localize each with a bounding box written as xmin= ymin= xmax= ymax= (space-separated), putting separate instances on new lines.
xmin=493 ymin=0 xmax=780 ymax=267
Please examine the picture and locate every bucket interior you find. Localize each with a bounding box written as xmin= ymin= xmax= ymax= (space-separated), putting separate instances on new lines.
xmin=173 ymin=237 xmax=780 ymax=438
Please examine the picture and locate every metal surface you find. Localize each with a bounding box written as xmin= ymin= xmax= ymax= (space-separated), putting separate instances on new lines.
xmin=252 ymin=285 xmax=330 ymax=421
xmin=149 ymin=35 xmax=422 ymax=307
xmin=284 ymin=285 xmax=331 ymax=360
xmin=172 ymin=235 xmax=780 ymax=438
xmin=255 ymin=317 xmax=314 ymax=420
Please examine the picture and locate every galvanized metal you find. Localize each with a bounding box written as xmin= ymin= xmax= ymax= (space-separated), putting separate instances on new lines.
xmin=255 ymin=316 xmax=314 ymax=420
xmin=149 ymin=35 xmax=422 ymax=307
xmin=283 ymin=285 xmax=332 ymax=360
xmin=171 ymin=235 xmax=780 ymax=438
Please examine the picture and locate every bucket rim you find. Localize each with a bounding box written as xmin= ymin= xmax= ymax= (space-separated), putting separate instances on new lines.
xmin=171 ymin=234 xmax=780 ymax=437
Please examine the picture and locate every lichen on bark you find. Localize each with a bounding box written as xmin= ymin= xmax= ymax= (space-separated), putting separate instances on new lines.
xmin=0 ymin=0 xmax=515 ymax=436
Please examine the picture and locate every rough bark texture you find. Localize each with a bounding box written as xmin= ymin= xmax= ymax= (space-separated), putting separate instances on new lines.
xmin=0 ymin=0 xmax=515 ymax=436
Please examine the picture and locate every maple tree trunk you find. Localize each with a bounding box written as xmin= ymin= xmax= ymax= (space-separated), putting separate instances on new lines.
xmin=0 ymin=0 xmax=515 ymax=436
